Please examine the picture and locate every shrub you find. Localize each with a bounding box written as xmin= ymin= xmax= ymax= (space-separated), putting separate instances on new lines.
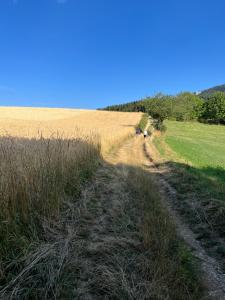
xmin=137 ymin=113 xmax=148 ymax=131
xmin=153 ymin=119 xmax=167 ymax=132
xmin=200 ymin=92 xmax=225 ymax=124
xmin=173 ymin=92 xmax=204 ymax=121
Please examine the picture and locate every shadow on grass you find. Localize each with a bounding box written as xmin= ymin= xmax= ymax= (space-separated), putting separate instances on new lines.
xmin=154 ymin=158 xmax=225 ymax=231
xmin=149 ymin=158 xmax=225 ymax=268
xmin=0 ymin=135 xmax=205 ymax=300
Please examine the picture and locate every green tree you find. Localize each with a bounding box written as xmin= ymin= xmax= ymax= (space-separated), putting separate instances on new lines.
xmin=173 ymin=92 xmax=203 ymax=121
xmin=147 ymin=96 xmax=174 ymax=122
xmin=201 ymin=92 xmax=225 ymax=123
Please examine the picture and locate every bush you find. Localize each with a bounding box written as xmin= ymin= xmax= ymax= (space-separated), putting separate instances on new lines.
xmin=200 ymin=92 xmax=225 ymax=124
xmin=147 ymin=96 xmax=173 ymax=122
xmin=172 ymin=93 xmax=204 ymax=121
xmin=137 ymin=113 xmax=148 ymax=131
xmin=153 ymin=119 xmax=167 ymax=132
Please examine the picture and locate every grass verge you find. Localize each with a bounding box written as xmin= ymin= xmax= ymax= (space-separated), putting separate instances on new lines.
xmin=153 ymin=120 xmax=225 ymax=270
xmin=126 ymin=166 xmax=204 ymax=300
xmin=137 ymin=113 xmax=148 ymax=131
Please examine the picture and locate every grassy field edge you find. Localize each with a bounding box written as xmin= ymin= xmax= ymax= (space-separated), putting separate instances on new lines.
xmin=152 ymin=121 xmax=225 ymax=273
xmin=126 ymin=165 xmax=204 ymax=299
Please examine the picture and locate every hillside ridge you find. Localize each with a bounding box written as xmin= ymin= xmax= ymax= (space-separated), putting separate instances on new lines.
xmin=200 ymin=83 xmax=225 ymax=98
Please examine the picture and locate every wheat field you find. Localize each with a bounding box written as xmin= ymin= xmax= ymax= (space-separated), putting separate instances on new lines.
xmin=0 ymin=109 xmax=205 ymax=300
xmin=0 ymin=107 xmax=142 ymax=154
xmin=0 ymin=107 xmax=142 ymax=292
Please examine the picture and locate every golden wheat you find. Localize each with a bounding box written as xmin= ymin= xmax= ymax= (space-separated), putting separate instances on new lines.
xmin=0 ymin=107 xmax=142 ymax=283
xmin=0 ymin=107 xmax=142 ymax=154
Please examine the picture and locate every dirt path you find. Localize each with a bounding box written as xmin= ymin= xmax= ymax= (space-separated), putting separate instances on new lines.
xmin=50 ymin=136 xmax=153 ymax=299
xmin=1 ymin=136 xmax=151 ymax=299
xmin=3 ymin=133 xmax=225 ymax=299
xmin=66 ymin=136 xmax=153 ymax=299
xmin=144 ymin=139 xmax=225 ymax=300
xmin=69 ymin=134 xmax=225 ymax=299
xmin=106 ymin=132 xmax=225 ymax=299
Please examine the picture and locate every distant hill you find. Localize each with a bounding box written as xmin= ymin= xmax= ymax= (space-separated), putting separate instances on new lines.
xmin=200 ymin=84 xmax=225 ymax=98
xmin=101 ymin=84 xmax=225 ymax=112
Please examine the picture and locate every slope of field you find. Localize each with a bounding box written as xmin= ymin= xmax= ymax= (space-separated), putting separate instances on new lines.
xmin=0 ymin=107 xmax=142 ymax=154
xmin=153 ymin=120 xmax=225 ymax=207
xmin=164 ymin=121 xmax=225 ymax=175
xmin=152 ymin=120 xmax=225 ymax=280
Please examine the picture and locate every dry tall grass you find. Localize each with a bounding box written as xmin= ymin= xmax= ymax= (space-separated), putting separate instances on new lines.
xmin=0 ymin=133 xmax=101 ymax=283
xmin=0 ymin=107 xmax=142 ymax=290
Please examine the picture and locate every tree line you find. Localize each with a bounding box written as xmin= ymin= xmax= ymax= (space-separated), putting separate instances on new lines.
xmin=102 ymin=92 xmax=225 ymax=125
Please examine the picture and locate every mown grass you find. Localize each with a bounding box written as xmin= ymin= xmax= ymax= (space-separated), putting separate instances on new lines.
xmin=0 ymin=132 xmax=101 ymax=288
xmin=152 ymin=134 xmax=165 ymax=156
xmin=164 ymin=120 xmax=225 ymax=175
xmin=154 ymin=120 xmax=225 ymax=188
xmin=153 ymin=120 xmax=225 ymax=267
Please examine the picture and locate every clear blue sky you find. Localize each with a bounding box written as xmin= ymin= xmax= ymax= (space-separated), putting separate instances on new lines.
xmin=1 ymin=0 xmax=225 ymax=109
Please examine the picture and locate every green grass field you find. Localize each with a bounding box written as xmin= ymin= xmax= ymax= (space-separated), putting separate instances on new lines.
xmin=159 ymin=120 xmax=225 ymax=183
xmin=153 ymin=120 xmax=225 ymax=264
xmin=165 ymin=121 xmax=225 ymax=167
